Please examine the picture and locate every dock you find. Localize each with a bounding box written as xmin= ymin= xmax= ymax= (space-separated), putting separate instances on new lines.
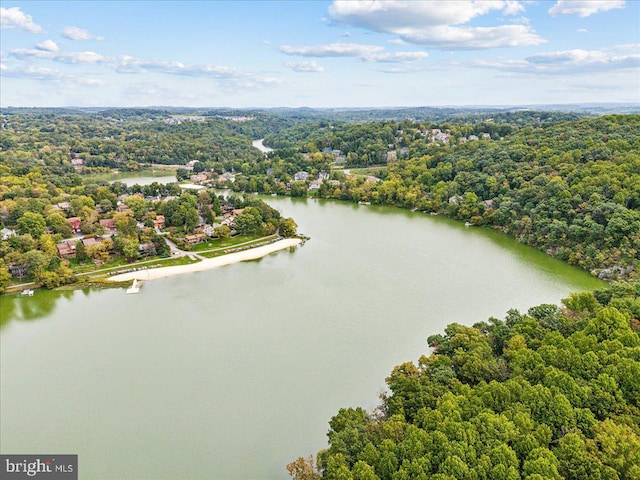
xmin=126 ymin=279 xmax=140 ymax=294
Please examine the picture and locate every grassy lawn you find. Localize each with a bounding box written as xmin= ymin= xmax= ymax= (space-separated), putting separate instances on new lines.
xmin=199 ymin=235 xmax=279 ymax=258
xmin=70 ymin=257 xmax=129 ymax=274
xmin=129 ymin=256 xmax=198 ymax=268
xmin=80 ymin=167 xmax=177 ymax=184
xmin=348 ymin=166 xmax=388 ymax=177
xmin=76 ymin=253 xmax=198 ymax=277
xmin=189 ymin=234 xmax=263 ymax=252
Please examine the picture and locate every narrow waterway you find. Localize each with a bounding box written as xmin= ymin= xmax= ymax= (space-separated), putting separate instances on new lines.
xmin=252 ymin=138 xmax=274 ymax=154
xmin=0 ymin=195 xmax=604 ymax=480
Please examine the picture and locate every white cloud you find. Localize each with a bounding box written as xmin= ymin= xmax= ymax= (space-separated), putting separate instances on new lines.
xmin=577 ymin=28 xmax=588 ymax=33
xmin=0 ymin=6 xmax=43 ymax=33
xmin=110 ymin=55 xmax=281 ymax=87
xmin=548 ymin=0 xmax=625 ymax=17
xmin=79 ymin=78 xmax=105 ymax=86
xmin=328 ymin=0 xmax=544 ymax=49
xmin=62 ymin=26 xmax=104 ymax=41
xmin=284 ymin=60 xmax=325 ymax=72
xmin=473 ymin=46 xmax=640 ymax=75
xmin=36 ymin=40 xmax=59 ymax=52
xmin=279 ymin=42 xmax=427 ymax=63
xmin=1 ymin=63 xmax=103 ymax=86
xmin=11 ymin=48 xmax=105 ymax=64
xmin=279 ymin=43 xmax=384 ymax=58
xmin=10 ymin=47 xmax=278 ymax=84
xmin=367 ymin=51 xmax=428 ymax=63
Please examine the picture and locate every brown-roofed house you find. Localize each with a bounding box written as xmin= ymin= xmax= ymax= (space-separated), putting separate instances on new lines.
xmin=66 ymin=217 xmax=82 ymax=233
xmin=184 ymin=234 xmax=206 ymax=245
xmin=81 ymin=237 xmax=101 ymax=249
xmin=99 ymin=218 xmax=117 ymax=233
xmin=154 ymin=215 xmax=165 ymax=229
xmin=57 ymin=240 xmax=77 ymax=258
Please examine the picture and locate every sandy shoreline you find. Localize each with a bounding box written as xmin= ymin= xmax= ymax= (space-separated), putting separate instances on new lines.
xmin=107 ymin=238 xmax=302 ymax=283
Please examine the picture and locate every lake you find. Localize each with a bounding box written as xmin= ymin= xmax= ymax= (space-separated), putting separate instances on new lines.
xmin=0 ymin=194 xmax=604 ymax=480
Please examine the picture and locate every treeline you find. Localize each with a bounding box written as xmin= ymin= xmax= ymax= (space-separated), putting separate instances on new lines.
xmin=263 ymin=119 xmax=516 ymax=159
xmin=0 ymin=112 xmax=278 ymax=173
xmin=289 ymin=282 xmax=640 ymax=480
xmin=235 ymin=115 xmax=640 ymax=280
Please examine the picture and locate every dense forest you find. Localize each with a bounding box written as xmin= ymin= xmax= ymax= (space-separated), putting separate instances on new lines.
xmin=234 ymin=115 xmax=640 ymax=281
xmin=0 ymin=112 xmax=276 ymax=171
xmin=288 ymin=282 xmax=640 ymax=480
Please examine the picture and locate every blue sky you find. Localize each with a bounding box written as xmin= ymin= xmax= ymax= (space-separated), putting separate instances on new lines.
xmin=1 ymin=1 xmax=638 ymax=107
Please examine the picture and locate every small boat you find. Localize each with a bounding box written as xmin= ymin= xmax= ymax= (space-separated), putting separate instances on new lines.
xmin=430 ymin=212 xmax=439 ymax=216
xmin=358 ymin=201 xmax=371 ymax=205
xmin=21 ymin=289 xmax=34 ymax=296
xmin=465 ymin=222 xmax=475 ymax=227
xmin=126 ymin=279 xmax=140 ymax=294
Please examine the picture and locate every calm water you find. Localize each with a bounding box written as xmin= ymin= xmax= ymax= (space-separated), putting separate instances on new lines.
xmin=0 ymin=195 xmax=604 ymax=479
xmin=117 ymin=175 xmax=177 ymax=186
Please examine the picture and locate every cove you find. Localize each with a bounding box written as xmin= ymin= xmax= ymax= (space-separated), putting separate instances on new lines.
xmin=0 ymin=195 xmax=604 ymax=480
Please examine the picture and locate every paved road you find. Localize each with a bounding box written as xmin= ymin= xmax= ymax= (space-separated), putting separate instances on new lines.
xmin=163 ymin=235 xmax=204 ymax=260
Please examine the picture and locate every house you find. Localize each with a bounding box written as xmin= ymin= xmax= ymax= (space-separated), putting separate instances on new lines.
xmin=138 ymin=242 xmax=156 ymax=256
xmin=335 ymin=155 xmax=346 ymax=165
xmin=266 ymin=168 xmax=274 ymax=176
xmin=1 ymin=228 xmax=17 ymax=241
xmin=482 ymin=133 xmax=491 ymax=140
xmin=328 ymin=180 xmax=341 ymax=187
xmin=386 ymin=151 xmax=397 ymax=162
xmin=184 ymin=234 xmax=206 ymax=245
xmin=203 ymin=225 xmax=216 ymax=236
xmin=221 ymin=205 xmax=235 ymax=215
xmin=56 ymin=201 xmax=71 ymax=211
xmin=66 ymin=217 xmax=82 ymax=233
xmin=8 ymin=263 xmax=27 ymax=278
xmin=99 ymin=218 xmax=117 ymax=233
xmin=81 ymin=237 xmax=101 ymax=249
xmin=57 ymin=240 xmax=77 ymax=258
xmin=431 ymin=129 xmax=450 ymax=143
xmin=331 ymin=150 xmax=342 ymax=158
xmin=190 ymin=173 xmax=208 ymax=183
xmin=400 ymin=147 xmax=410 ymax=156
xmin=468 ymin=135 xmax=479 ymax=141
xmin=309 ymin=181 xmax=322 ymax=191
xmin=218 ymin=172 xmax=236 ymax=184
xmin=116 ymin=204 xmax=131 ymax=213
xmin=293 ymin=171 xmax=309 ymax=182
xmin=483 ymin=199 xmax=494 ymax=210
xmin=318 ymin=171 xmax=330 ymax=181
xmin=154 ymin=215 xmax=165 ymax=229
xmin=71 ymin=158 xmax=84 ymax=168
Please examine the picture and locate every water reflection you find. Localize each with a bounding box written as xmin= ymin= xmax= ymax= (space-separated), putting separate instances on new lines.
xmin=0 ymin=288 xmax=94 ymax=327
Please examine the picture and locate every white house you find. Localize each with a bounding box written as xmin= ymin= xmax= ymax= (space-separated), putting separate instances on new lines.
xmin=1 ymin=228 xmax=17 ymax=241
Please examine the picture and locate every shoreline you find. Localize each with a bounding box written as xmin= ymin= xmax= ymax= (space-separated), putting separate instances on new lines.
xmin=107 ymin=238 xmax=302 ymax=283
